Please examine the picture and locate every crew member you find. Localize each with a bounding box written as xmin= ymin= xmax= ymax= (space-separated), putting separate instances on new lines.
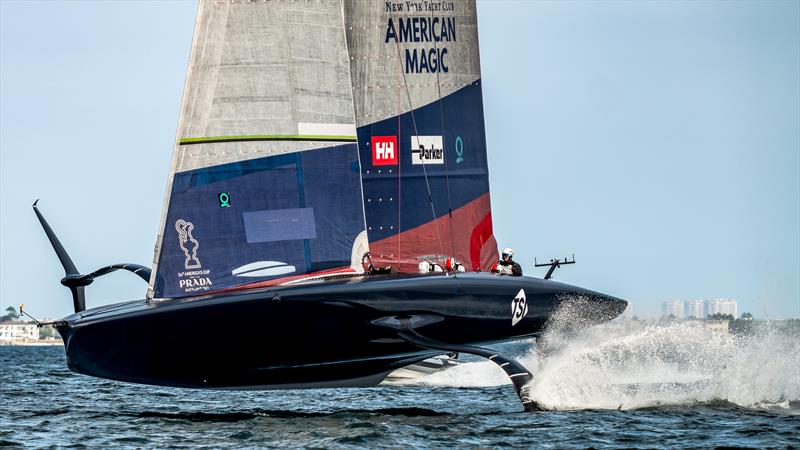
xmin=444 ymin=257 xmax=466 ymax=273
xmin=419 ymin=257 xmax=466 ymax=273
xmin=491 ymin=247 xmax=523 ymax=276
xmin=418 ymin=260 xmax=444 ymax=273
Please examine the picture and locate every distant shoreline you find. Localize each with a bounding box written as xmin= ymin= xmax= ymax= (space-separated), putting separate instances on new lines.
xmin=0 ymin=339 xmax=63 ymax=347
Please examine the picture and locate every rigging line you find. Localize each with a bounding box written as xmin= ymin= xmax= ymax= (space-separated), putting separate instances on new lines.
xmin=396 ymin=41 xmax=402 ymax=268
xmin=429 ymin=6 xmax=456 ymax=259
xmin=388 ymin=9 xmax=446 ymax=265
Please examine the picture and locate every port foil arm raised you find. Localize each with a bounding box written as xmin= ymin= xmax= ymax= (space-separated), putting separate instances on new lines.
xmin=32 ymin=200 xmax=151 ymax=313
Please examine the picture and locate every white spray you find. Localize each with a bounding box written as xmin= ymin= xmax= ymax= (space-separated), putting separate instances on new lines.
xmin=417 ymin=300 xmax=800 ymax=410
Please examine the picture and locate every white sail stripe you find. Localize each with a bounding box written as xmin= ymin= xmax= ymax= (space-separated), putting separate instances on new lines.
xmin=297 ymin=122 xmax=357 ymax=136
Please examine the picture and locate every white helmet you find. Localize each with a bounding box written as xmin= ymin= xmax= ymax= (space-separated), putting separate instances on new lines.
xmin=502 ymin=248 xmax=515 ymax=260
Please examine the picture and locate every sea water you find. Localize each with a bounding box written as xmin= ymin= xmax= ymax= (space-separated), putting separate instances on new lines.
xmin=1 ymin=310 xmax=798 ymax=448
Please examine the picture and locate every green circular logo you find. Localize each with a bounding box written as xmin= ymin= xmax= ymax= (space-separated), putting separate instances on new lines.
xmin=218 ymin=192 xmax=231 ymax=207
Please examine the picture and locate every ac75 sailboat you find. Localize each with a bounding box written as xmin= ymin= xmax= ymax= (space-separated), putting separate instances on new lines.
xmin=34 ymin=0 xmax=626 ymax=410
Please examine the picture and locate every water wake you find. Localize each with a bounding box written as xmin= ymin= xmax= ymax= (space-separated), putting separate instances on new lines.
xmin=418 ymin=304 xmax=800 ymax=410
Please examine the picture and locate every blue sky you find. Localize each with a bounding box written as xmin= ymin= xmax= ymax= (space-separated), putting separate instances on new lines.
xmin=1 ymin=0 xmax=798 ymax=319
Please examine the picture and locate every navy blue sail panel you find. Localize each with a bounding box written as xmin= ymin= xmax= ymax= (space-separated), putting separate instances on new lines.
xmin=153 ymin=144 xmax=365 ymax=299
xmin=360 ymin=81 xmax=489 ymax=240
xmin=358 ymin=80 xmax=498 ymax=271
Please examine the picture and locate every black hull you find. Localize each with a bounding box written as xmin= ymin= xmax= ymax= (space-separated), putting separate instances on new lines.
xmin=56 ymin=273 xmax=625 ymax=389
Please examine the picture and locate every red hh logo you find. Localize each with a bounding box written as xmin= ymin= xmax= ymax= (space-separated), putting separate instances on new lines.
xmin=372 ymin=136 xmax=398 ymax=166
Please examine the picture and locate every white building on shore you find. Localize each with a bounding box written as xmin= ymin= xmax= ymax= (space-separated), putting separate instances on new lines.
xmin=0 ymin=321 xmax=39 ymax=342
xmin=662 ymin=300 xmax=684 ymax=318
xmin=685 ymin=300 xmax=705 ymax=319
xmin=706 ymin=299 xmax=738 ymax=318
xmin=701 ymin=319 xmax=730 ymax=336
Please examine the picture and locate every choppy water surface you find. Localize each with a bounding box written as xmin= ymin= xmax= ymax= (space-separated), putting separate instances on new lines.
xmin=2 ymin=319 xmax=798 ymax=448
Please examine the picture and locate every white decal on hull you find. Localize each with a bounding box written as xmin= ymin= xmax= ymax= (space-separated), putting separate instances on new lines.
xmin=232 ymin=261 xmax=296 ymax=278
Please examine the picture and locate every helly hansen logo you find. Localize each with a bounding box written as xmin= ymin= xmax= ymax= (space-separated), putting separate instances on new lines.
xmin=372 ymin=136 xmax=398 ymax=166
xmin=411 ymin=136 xmax=444 ymax=165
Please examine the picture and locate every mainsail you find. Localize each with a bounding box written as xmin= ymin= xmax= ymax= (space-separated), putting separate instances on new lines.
xmin=149 ymin=0 xmax=498 ymax=299
xmin=149 ymin=0 xmax=366 ymax=299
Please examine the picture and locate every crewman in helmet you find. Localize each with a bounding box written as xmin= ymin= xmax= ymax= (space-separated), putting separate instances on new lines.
xmin=419 ymin=257 xmax=465 ymax=274
xmin=491 ymin=247 xmax=523 ymax=276
xmin=444 ymin=257 xmax=466 ymax=272
xmin=418 ymin=260 xmax=444 ymax=273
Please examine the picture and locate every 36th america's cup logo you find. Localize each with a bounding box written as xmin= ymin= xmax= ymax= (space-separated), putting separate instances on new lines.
xmin=511 ymin=289 xmax=528 ymax=326
xmin=175 ymin=219 xmax=201 ymax=270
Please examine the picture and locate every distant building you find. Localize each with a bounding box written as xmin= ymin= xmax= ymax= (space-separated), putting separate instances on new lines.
xmin=0 ymin=321 xmax=39 ymax=342
xmin=685 ymin=300 xmax=705 ymax=319
xmin=706 ymin=299 xmax=738 ymax=318
xmin=662 ymin=300 xmax=684 ymax=318
xmin=702 ymin=320 xmax=730 ymax=336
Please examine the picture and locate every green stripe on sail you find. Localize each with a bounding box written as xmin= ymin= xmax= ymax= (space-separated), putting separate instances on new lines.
xmin=180 ymin=135 xmax=358 ymax=145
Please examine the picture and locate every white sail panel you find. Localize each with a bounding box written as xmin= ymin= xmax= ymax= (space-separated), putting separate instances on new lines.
xmin=178 ymin=1 xmax=355 ymax=145
xmin=343 ymin=0 xmax=482 ymax=125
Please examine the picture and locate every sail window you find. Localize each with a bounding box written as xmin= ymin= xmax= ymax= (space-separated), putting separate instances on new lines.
xmin=243 ymin=208 xmax=317 ymax=244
